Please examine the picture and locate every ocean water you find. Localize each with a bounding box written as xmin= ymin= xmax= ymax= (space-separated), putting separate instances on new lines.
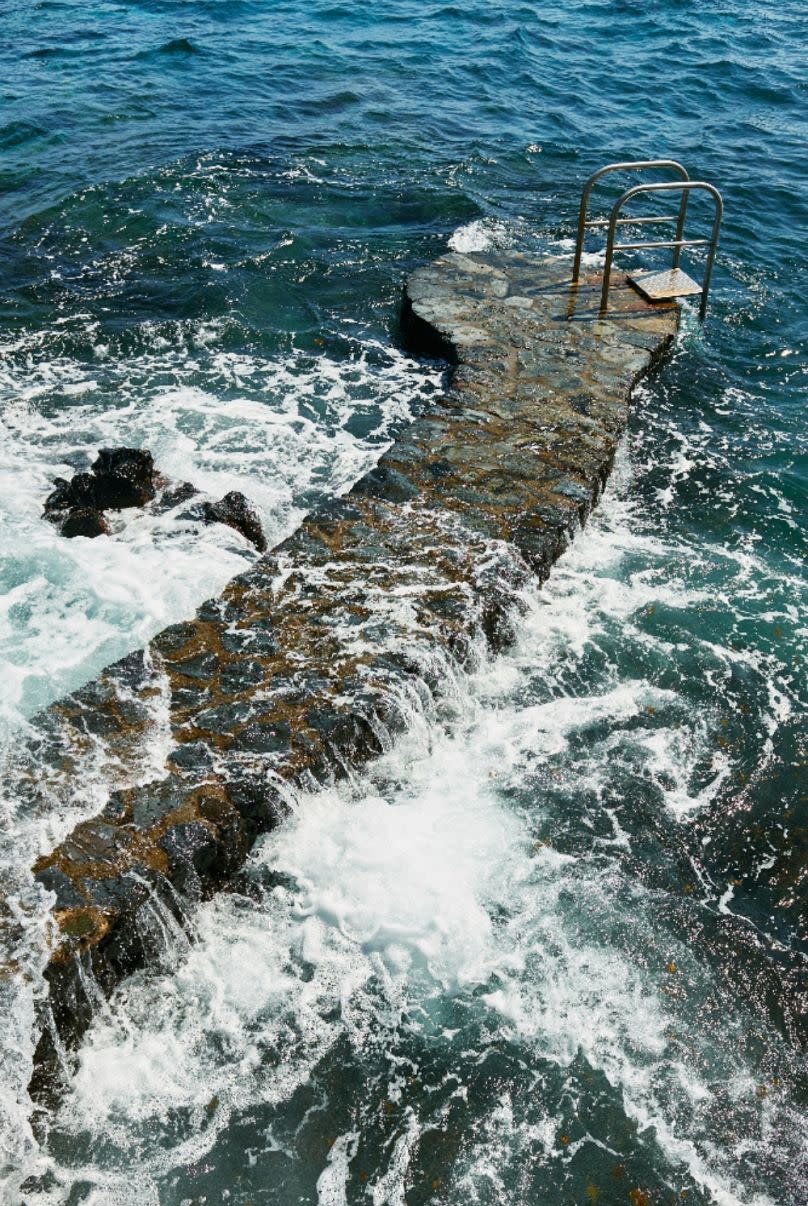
xmin=1 ymin=1 xmax=806 ymax=1203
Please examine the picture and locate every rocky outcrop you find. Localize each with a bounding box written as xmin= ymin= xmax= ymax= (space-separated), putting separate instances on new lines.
xmin=43 ymin=446 xmax=156 ymax=536
xmin=59 ymin=507 xmax=110 ymax=539
xmin=88 ymin=447 xmax=156 ymax=509
xmin=196 ymin=491 xmax=268 ymax=552
xmin=42 ymin=447 xmax=267 ymax=552
xmin=19 ymin=253 xmax=679 ymax=1108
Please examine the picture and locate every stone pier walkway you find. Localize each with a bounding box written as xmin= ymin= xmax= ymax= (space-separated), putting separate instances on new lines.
xmin=15 ymin=253 xmax=679 ymax=1098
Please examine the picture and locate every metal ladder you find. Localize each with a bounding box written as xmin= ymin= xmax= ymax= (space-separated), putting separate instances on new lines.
xmin=572 ymin=161 xmax=723 ymax=319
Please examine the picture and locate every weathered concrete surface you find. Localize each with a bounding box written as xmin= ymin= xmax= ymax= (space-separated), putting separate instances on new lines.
xmin=16 ymin=253 xmax=678 ymax=1102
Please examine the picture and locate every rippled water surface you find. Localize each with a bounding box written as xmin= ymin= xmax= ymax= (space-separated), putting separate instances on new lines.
xmin=1 ymin=1 xmax=806 ymax=1203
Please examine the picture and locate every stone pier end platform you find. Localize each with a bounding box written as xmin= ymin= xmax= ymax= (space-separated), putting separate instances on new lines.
xmin=13 ymin=253 xmax=679 ymax=1102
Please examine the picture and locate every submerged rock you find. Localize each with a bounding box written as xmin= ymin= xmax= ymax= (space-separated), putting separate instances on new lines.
xmin=199 ymin=490 xmax=267 ymax=552
xmin=154 ymin=479 xmax=199 ymax=512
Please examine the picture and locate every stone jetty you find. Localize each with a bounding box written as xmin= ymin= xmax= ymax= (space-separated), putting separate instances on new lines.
xmin=16 ymin=252 xmax=679 ymax=1103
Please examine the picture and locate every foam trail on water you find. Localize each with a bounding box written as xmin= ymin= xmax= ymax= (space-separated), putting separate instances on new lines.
xmin=316 ymin=1131 xmax=359 ymax=1206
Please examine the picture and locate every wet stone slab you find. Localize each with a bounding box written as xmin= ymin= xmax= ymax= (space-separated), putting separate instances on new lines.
xmin=12 ymin=253 xmax=678 ymax=1103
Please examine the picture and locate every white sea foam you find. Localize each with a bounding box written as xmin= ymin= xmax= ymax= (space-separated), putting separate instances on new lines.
xmin=3 ymin=321 xmax=805 ymax=1203
xmin=8 ymin=440 xmax=803 ymax=1205
xmin=0 ymin=333 xmax=441 ymax=733
xmin=17 ymin=686 xmax=796 ymax=1204
xmin=316 ymin=1130 xmax=359 ymax=1205
xmin=448 ymin=218 xmax=513 ymax=253
xmin=0 ymin=326 xmax=442 ymax=1196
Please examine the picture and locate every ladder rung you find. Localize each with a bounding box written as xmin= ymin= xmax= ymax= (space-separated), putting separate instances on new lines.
xmin=584 ymin=214 xmax=680 ymax=229
xmin=612 ymin=237 xmax=709 ymax=251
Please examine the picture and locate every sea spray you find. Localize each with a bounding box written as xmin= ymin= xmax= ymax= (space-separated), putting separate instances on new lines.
xmin=11 ymin=441 xmax=806 ymax=1204
xmin=0 ymin=342 xmax=441 ymax=733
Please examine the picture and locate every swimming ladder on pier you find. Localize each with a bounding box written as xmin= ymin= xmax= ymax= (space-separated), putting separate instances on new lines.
xmin=572 ymin=159 xmax=723 ymax=320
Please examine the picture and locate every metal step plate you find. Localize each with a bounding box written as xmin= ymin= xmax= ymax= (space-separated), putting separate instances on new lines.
xmin=627 ymin=267 xmax=703 ymax=301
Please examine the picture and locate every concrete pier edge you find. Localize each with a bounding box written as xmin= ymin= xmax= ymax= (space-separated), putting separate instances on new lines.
xmin=14 ymin=251 xmax=679 ymax=1108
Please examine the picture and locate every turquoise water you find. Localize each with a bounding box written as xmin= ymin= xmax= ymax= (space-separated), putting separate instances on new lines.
xmin=1 ymin=1 xmax=806 ymax=1203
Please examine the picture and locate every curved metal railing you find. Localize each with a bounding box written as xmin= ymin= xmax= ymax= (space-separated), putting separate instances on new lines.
xmin=599 ymin=180 xmax=723 ymax=319
xmin=572 ymin=160 xmax=690 ymax=283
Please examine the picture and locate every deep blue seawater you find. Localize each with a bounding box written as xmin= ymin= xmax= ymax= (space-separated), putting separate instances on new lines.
xmin=0 ymin=2 xmax=806 ymax=1203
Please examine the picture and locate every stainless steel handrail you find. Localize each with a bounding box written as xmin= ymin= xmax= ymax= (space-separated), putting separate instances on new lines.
xmin=572 ymin=160 xmax=690 ymax=282
xmin=584 ymin=213 xmax=681 ymax=229
xmin=611 ymin=237 xmax=709 ymax=251
xmin=599 ymin=181 xmax=723 ymax=319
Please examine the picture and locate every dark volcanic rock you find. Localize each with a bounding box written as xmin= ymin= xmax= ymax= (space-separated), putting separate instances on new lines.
xmin=60 ymin=508 xmax=109 ymax=539
xmin=154 ymin=479 xmax=199 ymax=512
xmin=44 ymin=446 xmax=156 ymax=538
xmin=90 ymin=447 xmax=156 ymax=509
xmin=44 ymin=449 xmax=265 ymax=553
xmin=200 ymin=490 xmax=267 ymax=552
xmin=159 ymin=822 xmax=225 ymax=893
xmin=44 ymin=472 xmax=97 ymax=515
